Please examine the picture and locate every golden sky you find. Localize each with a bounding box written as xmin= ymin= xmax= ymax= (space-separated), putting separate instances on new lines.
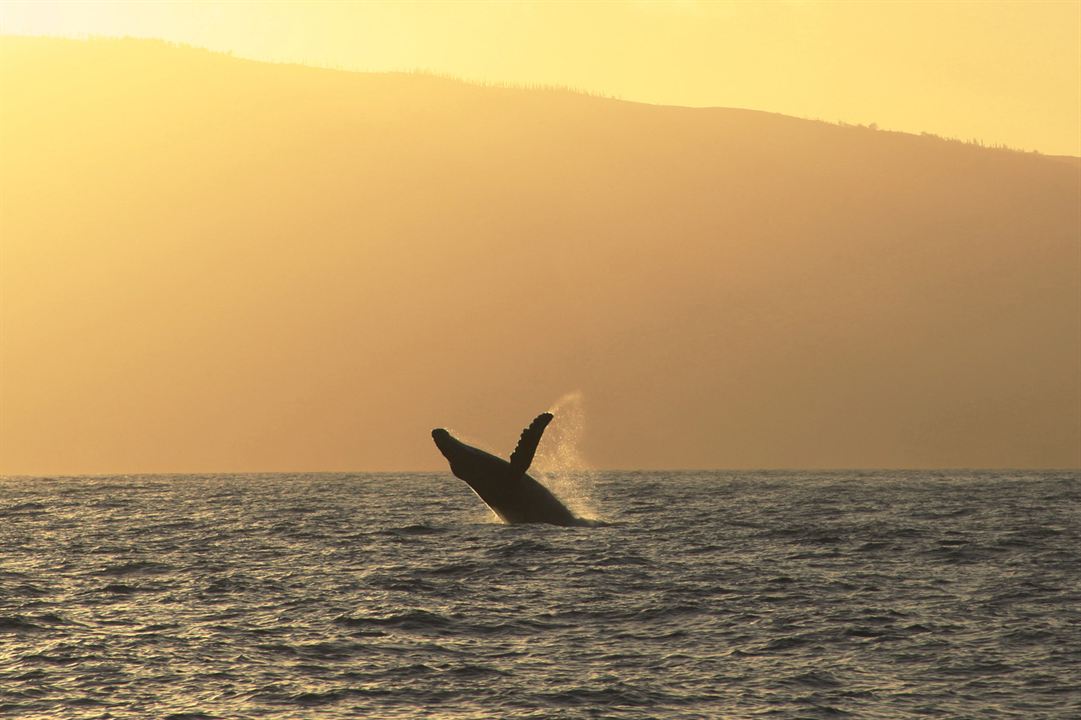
xmin=2 ymin=3 xmax=1080 ymax=474
xmin=1 ymin=0 xmax=1078 ymax=156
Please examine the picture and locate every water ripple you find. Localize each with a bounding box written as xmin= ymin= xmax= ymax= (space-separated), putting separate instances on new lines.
xmin=0 ymin=471 xmax=1077 ymax=718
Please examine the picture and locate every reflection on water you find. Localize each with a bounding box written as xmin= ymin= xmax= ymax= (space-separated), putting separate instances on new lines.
xmin=1 ymin=470 xmax=1078 ymax=718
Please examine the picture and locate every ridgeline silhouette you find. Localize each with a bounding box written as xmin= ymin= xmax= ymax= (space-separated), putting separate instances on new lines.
xmin=1 ymin=37 xmax=1078 ymax=473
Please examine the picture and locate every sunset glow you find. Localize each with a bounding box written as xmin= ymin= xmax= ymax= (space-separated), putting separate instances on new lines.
xmin=1 ymin=0 xmax=1078 ymax=155
xmin=2 ymin=6 xmax=1079 ymax=719
xmin=0 ymin=3 xmax=1078 ymax=474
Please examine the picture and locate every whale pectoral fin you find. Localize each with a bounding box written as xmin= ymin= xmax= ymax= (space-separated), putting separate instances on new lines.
xmin=509 ymin=412 xmax=554 ymax=474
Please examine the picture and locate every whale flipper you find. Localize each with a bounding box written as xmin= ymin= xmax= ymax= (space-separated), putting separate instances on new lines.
xmin=509 ymin=412 xmax=553 ymax=475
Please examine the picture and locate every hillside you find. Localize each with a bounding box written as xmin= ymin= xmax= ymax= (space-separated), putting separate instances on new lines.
xmin=1 ymin=37 xmax=1078 ymax=473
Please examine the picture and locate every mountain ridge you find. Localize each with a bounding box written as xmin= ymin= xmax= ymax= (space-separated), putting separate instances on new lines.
xmin=1 ymin=36 xmax=1078 ymax=473
xmin=3 ymin=34 xmax=1074 ymax=158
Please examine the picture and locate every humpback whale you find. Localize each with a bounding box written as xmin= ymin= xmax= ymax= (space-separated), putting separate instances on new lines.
xmin=432 ymin=413 xmax=591 ymax=527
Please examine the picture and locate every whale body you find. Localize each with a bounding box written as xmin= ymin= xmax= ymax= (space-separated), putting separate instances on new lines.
xmin=432 ymin=413 xmax=591 ymax=527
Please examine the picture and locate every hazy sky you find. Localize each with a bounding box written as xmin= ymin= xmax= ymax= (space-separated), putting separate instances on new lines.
xmin=1 ymin=0 xmax=1078 ymax=155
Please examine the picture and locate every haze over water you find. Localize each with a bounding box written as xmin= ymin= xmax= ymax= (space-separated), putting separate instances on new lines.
xmin=2 ymin=37 xmax=1078 ymax=475
xmin=2 ymin=471 xmax=1078 ymax=719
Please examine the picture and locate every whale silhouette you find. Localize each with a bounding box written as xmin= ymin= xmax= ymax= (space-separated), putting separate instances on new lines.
xmin=432 ymin=413 xmax=595 ymax=526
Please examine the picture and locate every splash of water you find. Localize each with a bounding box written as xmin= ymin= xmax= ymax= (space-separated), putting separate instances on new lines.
xmin=533 ymin=391 xmax=602 ymax=521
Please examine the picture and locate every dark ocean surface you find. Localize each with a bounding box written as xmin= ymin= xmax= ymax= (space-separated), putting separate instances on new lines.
xmin=1 ymin=470 xmax=1079 ymax=719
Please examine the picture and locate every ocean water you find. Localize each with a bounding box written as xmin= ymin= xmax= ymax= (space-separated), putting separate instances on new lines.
xmin=1 ymin=470 xmax=1078 ymax=719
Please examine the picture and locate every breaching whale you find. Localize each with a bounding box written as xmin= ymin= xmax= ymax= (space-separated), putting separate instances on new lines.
xmin=432 ymin=412 xmax=592 ymax=527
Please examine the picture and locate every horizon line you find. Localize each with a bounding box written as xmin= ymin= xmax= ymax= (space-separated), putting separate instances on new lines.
xmin=2 ymin=467 xmax=1078 ymax=480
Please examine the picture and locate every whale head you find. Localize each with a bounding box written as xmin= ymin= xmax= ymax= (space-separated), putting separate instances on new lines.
xmin=431 ymin=428 xmax=458 ymax=460
xmin=431 ymin=428 xmax=493 ymax=474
